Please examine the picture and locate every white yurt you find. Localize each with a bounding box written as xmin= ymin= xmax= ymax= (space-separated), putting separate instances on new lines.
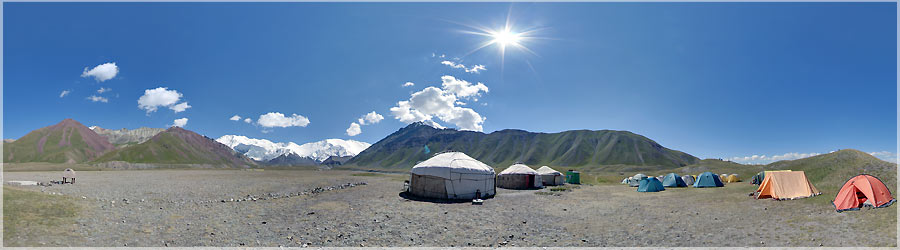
xmin=536 ymin=166 xmax=565 ymax=186
xmin=409 ymin=152 xmax=496 ymax=200
xmin=497 ymin=163 xmax=543 ymax=189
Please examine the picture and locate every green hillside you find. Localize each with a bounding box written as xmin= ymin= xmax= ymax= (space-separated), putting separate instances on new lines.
xmin=3 ymin=119 xmax=114 ymax=163
xmin=92 ymin=127 xmax=256 ymax=167
xmin=346 ymin=122 xmax=699 ymax=169
xmin=766 ymin=149 xmax=896 ymax=191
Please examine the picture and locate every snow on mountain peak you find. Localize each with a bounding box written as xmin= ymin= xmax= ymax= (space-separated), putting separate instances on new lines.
xmin=216 ymin=135 xmax=371 ymax=162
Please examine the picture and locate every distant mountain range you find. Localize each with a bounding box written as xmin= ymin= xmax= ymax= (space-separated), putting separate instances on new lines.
xmin=346 ymin=122 xmax=700 ymax=169
xmin=215 ymin=135 xmax=371 ymax=163
xmin=89 ymin=126 xmax=165 ymax=145
xmin=90 ymin=126 xmax=255 ymax=167
xmin=3 ymin=119 xmax=114 ymax=163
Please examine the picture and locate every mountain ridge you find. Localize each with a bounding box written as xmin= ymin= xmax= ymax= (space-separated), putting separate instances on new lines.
xmin=346 ymin=122 xmax=700 ymax=169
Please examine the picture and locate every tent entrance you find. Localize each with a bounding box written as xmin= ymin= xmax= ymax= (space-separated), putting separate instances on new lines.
xmin=527 ymin=175 xmax=534 ymax=188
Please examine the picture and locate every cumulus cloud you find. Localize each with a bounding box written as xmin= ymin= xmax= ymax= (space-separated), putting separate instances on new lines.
xmin=258 ymin=112 xmax=310 ymax=128
xmin=137 ymin=87 xmax=190 ymax=114
xmin=389 ymin=77 xmax=487 ymax=132
xmin=171 ymin=102 xmax=191 ymax=113
xmin=403 ymin=82 xmax=415 ymax=87
xmin=358 ymin=111 xmax=384 ymax=125
xmin=81 ymin=62 xmax=119 ymax=82
xmin=243 ymin=118 xmax=253 ymax=124
xmin=869 ymin=151 xmax=898 ymax=163
xmin=229 ymin=115 xmax=242 ymax=121
xmin=59 ymin=90 xmax=71 ymax=98
xmin=440 ymin=75 xmax=488 ymax=100
xmin=97 ymin=87 xmax=111 ymax=94
xmin=441 ymin=60 xmax=486 ymax=74
xmin=346 ymin=122 xmax=362 ymax=136
xmin=172 ymin=118 xmax=188 ymax=127
xmin=86 ymin=95 xmax=109 ymax=103
xmin=726 ymin=152 xmax=822 ymax=165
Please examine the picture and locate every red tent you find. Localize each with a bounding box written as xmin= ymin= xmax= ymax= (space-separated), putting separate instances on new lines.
xmin=833 ymin=175 xmax=895 ymax=212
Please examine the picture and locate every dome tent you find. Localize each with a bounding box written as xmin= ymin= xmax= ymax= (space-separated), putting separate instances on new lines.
xmin=662 ymin=173 xmax=687 ymax=187
xmin=693 ymin=172 xmax=724 ymax=188
xmin=681 ymin=175 xmax=695 ymax=186
xmin=638 ymin=178 xmax=665 ymax=192
xmin=724 ymin=174 xmax=741 ymax=183
xmin=409 ymin=152 xmax=496 ymax=200
xmin=833 ymin=175 xmax=895 ymax=212
xmin=536 ymin=166 xmax=565 ymax=186
xmin=497 ymin=163 xmax=543 ymax=189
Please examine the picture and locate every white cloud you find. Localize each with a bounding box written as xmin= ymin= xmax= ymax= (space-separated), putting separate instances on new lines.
xmin=171 ymin=102 xmax=191 ymax=113
xmin=440 ymin=75 xmax=488 ymax=100
xmin=403 ymin=82 xmax=415 ymax=87
xmin=441 ymin=61 xmax=486 ymax=74
xmin=59 ymin=90 xmax=71 ymax=98
xmin=258 ymin=112 xmax=310 ymax=128
xmin=726 ymin=152 xmax=822 ymax=165
xmin=358 ymin=111 xmax=384 ymax=125
xmin=230 ymin=115 xmax=242 ymax=121
xmin=389 ymin=78 xmax=487 ymax=132
xmin=172 ymin=118 xmax=188 ymax=127
xmin=869 ymin=151 xmax=898 ymax=163
xmin=346 ymin=122 xmax=362 ymax=136
xmin=137 ymin=87 xmax=190 ymax=114
xmin=81 ymin=62 xmax=119 ymax=82
xmin=243 ymin=118 xmax=253 ymax=123
xmin=97 ymin=87 xmax=111 ymax=94
xmin=86 ymin=95 xmax=109 ymax=103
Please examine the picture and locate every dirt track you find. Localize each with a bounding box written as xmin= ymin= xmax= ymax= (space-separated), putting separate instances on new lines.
xmin=3 ymin=170 xmax=896 ymax=247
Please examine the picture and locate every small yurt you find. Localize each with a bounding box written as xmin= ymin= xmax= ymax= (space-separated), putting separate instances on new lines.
xmin=497 ymin=163 xmax=543 ymax=189
xmin=409 ymin=152 xmax=496 ymax=200
xmin=536 ymin=166 xmax=565 ymax=186
xmin=63 ymin=168 xmax=76 ymax=184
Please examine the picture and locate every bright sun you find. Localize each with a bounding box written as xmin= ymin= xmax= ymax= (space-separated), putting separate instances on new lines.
xmin=455 ymin=11 xmax=544 ymax=67
xmin=490 ymin=29 xmax=522 ymax=48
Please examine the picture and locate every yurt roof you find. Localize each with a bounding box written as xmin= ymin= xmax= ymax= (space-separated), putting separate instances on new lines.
xmin=411 ymin=152 xmax=495 ymax=177
xmin=536 ymin=166 xmax=562 ymax=175
xmin=499 ymin=163 xmax=539 ymax=175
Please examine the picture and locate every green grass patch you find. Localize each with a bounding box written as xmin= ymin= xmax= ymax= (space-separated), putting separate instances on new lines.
xmin=3 ymin=187 xmax=81 ymax=246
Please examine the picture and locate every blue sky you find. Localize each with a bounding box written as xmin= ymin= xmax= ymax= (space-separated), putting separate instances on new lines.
xmin=3 ymin=3 xmax=897 ymax=163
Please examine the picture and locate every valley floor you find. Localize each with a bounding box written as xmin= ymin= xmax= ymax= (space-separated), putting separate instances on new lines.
xmin=3 ymin=169 xmax=896 ymax=247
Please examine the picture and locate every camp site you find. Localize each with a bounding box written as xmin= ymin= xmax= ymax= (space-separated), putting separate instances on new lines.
xmin=3 ymin=1 xmax=897 ymax=248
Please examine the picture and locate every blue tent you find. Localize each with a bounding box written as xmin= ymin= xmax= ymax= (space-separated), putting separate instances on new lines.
xmin=693 ymin=172 xmax=725 ymax=188
xmin=638 ymin=178 xmax=665 ymax=192
xmin=662 ymin=173 xmax=687 ymax=187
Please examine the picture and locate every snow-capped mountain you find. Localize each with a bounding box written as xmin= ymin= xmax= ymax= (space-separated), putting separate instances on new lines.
xmin=215 ymin=135 xmax=371 ymax=162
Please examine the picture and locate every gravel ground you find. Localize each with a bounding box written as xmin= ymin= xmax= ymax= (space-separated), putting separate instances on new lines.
xmin=3 ymin=170 xmax=896 ymax=247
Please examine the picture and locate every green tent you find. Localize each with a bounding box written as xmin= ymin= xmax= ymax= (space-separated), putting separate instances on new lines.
xmin=751 ymin=171 xmax=765 ymax=185
xmin=662 ymin=173 xmax=687 ymax=187
xmin=638 ymin=178 xmax=665 ymax=192
xmin=693 ymin=172 xmax=724 ymax=188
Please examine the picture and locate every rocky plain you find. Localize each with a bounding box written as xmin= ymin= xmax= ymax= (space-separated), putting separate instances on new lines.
xmin=3 ymin=169 xmax=896 ymax=247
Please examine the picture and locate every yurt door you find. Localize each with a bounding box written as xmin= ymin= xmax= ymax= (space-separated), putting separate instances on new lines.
xmin=527 ymin=175 xmax=534 ymax=188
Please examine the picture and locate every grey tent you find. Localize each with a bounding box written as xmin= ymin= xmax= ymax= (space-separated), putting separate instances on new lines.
xmin=681 ymin=175 xmax=695 ymax=186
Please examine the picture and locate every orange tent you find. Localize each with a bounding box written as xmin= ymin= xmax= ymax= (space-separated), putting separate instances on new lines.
xmin=833 ymin=175 xmax=895 ymax=212
xmin=755 ymin=171 xmax=820 ymax=200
